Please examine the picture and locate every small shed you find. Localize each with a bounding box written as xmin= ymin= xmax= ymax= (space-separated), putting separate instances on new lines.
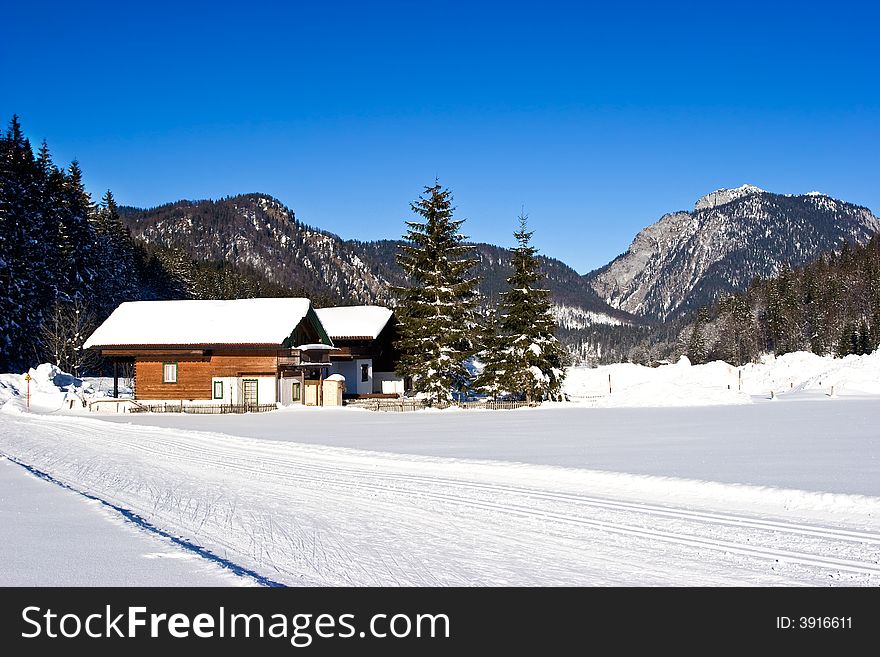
xmin=322 ymin=373 xmax=345 ymax=407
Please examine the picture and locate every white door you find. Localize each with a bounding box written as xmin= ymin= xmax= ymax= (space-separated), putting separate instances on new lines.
xmin=242 ymin=379 xmax=258 ymax=407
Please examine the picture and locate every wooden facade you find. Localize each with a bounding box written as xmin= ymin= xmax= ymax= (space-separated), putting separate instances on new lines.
xmin=133 ymin=350 xmax=279 ymax=400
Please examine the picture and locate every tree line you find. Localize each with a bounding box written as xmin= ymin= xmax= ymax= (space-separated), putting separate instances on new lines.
xmin=682 ymin=235 xmax=880 ymax=366
xmin=0 ymin=116 xmax=323 ymax=373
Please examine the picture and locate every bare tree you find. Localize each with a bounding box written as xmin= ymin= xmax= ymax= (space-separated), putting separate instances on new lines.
xmin=39 ymin=298 xmax=101 ymax=375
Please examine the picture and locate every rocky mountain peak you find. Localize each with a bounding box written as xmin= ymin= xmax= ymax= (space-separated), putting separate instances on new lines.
xmin=587 ymin=187 xmax=880 ymax=321
xmin=694 ymin=184 xmax=766 ymax=211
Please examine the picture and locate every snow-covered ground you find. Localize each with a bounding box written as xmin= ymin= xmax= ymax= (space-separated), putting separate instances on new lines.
xmin=90 ymin=397 xmax=880 ymax=496
xmin=1 ymin=352 xmax=879 ymax=586
xmin=0 ymin=457 xmax=252 ymax=586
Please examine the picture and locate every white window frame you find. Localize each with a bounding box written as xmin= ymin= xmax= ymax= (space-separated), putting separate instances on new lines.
xmin=162 ymin=362 xmax=178 ymax=384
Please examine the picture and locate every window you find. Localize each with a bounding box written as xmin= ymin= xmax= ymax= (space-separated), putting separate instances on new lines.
xmin=213 ymin=380 xmax=224 ymax=399
xmin=291 ymin=381 xmax=301 ymax=402
xmin=361 ymin=363 xmax=370 ymax=382
xmin=162 ymin=362 xmax=178 ymax=384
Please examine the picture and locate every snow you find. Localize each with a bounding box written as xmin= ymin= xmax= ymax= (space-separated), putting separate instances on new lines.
xmin=529 ymin=365 xmax=546 ymax=381
xmin=0 ymin=457 xmax=252 ymax=586
xmin=296 ymin=343 xmax=336 ymax=351
xmin=552 ymin=303 xmax=626 ymax=328
xmin=1 ymin=402 xmax=879 ymax=586
xmin=2 ymin=352 xmax=880 ymax=585
xmin=315 ymin=305 xmax=393 ymax=339
xmin=83 ymin=298 xmax=313 ymax=347
xmin=562 ymin=350 xmax=880 ymax=407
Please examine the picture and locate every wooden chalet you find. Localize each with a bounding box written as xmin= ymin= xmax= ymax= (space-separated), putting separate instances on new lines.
xmin=83 ymin=298 xmax=341 ymax=406
xmin=314 ymin=306 xmax=404 ymax=398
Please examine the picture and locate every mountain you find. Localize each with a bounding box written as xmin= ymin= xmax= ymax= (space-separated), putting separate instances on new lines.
xmin=121 ymin=194 xmax=636 ymax=329
xmin=585 ymin=185 xmax=880 ymax=321
xmin=122 ymin=195 xmax=391 ymax=306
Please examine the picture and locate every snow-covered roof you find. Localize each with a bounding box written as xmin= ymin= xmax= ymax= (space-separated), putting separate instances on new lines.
xmin=84 ymin=298 xmax=315 ymax=348
xmin=314 ymin=306 xmax=394 ymax=340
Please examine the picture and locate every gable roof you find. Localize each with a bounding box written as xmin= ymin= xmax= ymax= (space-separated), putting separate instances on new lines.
xmin=84 ymin=298 xmax=319 ymax=348
xmin=314 ymin=306 xmax=394 ymax=340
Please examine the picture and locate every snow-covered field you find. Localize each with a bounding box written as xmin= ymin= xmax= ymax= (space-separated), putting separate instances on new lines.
xmin=1 ymin=352 xmax=879 ymax=586
xmin=0 ymin=457 xmax=251 ymax=586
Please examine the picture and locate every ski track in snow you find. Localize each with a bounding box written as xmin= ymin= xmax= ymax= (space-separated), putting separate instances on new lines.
xmin=2 ymin=412 xmax=879 ymax=586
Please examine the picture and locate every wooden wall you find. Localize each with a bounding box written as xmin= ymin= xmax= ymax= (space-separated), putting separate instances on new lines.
xmin=134 ymin=351 xmax=277 ymax=400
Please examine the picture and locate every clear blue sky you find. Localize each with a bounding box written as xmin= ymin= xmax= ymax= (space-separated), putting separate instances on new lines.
xmin=3 ymin=1 xmax=877 ymax=272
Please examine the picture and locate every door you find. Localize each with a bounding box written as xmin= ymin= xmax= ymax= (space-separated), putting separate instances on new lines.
xmin=242 ymin=379 xmax=258 ymax=407
xmin=304 ymin=381 xmax=320 ymax=406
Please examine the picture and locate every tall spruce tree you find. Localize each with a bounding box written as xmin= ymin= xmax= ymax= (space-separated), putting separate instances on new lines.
xmin=686 ymin=308 xmax=708 ymax=364
xmin=394 ymin=182 xmax=479 ymax=403
xmin=496 ymin=213 xmax=565 ymax=402
xmin=0 ymin=116 xmax=54 ymax=370
xmin=94 ymin=189 xmax=140 ymax=313
xmin=58 ymin=159 xmax=98 ymax=301
xmin=473 ymin=306 xmax=506 ymax=399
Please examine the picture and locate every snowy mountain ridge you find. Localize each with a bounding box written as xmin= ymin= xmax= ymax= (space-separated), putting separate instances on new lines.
xmin=586 ymin=187 xmax=880 ymax=321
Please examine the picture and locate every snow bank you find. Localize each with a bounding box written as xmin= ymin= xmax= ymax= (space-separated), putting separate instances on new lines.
xmin=563 ymin=350 xmax=880 ymax=407
xmin=0 ymin=364 xmax=111 ymax=414
xmin=739 ymin=351 xmax=880 ymax=396
xmin=564 ymin=357 xmax=749 ymax=407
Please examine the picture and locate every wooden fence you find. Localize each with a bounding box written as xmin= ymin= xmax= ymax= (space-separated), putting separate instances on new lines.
xmin=128 ymin=403 xmax=278 ymax=414
xmin=344 ymin=399 xmax=536 ymax=412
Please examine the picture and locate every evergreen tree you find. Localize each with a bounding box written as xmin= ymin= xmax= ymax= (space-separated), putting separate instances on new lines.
xmin=394 ymin=182 xmax=479 ymax=403
xmin=858 ymin=319 xmax=871 ymax=356
xmin=686 ymin=308 xmax=708 ymax=364
xmin=836 ymin=321 xmax=855 ymax=358
xmin=473 ymin=306 xmax=506 ymax=399
xmin=870 ymin=308 xmax=880 ymax=354
xmin=93 ymin=189 xmax=140 ymax=312
xmin=58 ymin=159 xmax=98 ymax=301
xmin=716 ymin=293 xmax=758 ymax=366
xmin=496 ymin=213 xmax=566 ymax=402
xmin=0 ymin=115 xmax=44 ymax=370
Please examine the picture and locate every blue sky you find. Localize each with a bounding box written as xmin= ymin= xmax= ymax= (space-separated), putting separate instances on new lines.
xmin=3 ymin=1 xmax=877 ymax=272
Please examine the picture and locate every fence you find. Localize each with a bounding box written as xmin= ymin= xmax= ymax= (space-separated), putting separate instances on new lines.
xmin=128 ymin=403 xmax=278 ymax=414
xmin=88 ymin=398 xmax=144 ymax=413
xmin=344 ymin=398 xmax=536 ymax=412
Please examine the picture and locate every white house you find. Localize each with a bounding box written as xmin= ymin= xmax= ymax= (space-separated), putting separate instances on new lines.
xmin=314 ymin=306 xmax=405 ymax=397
